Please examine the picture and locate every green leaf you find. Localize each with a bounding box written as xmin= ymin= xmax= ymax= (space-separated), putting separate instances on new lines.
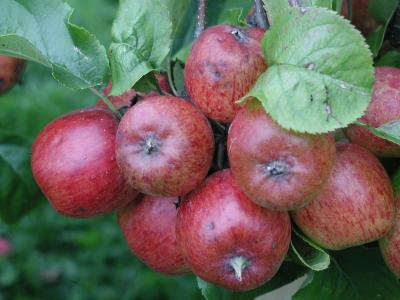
xmin=293 ymin=247 xmax=400 ymax=300
xmin=243 ymin=7 xmax=373 ymax=133
xmin=332 ymin=0 xmax=343 ymax=14
xmin=109 ymin=0 xmax=190 ymax=95
xmin=355 ymin=120 xmax=400 ymax=146
xmin=197 ymin=262 xmax=307 ymax=300
xmin=0 ymin=0 xmax=109 ymax=89
xmin=0 ymin=131 xmax=42 ymax=224
xmin=391 ymin=167 xmax=400 ymax=194
xmin=262 ymin=0 xmax=333 ymax=25
xmin=224 ymin=8 xmax=247 ymax=27
xmin=376 ymin=51 xmax=400 ymax=68
xmin=289 ymin=227 xmax=330 ymax=271
xmin=366 ymin=0 xmax=398 ymax=57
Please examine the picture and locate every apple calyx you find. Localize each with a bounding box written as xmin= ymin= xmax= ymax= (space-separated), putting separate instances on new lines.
xmin=265 ymin=160 xmax=290 ymax=179
xmin=229 ymin=256 xmax=249 ymax=282
xmin=141 ymin=134 xmax=161 ymax=155
xmin=231 ymin=28 xmax=247 ymax=43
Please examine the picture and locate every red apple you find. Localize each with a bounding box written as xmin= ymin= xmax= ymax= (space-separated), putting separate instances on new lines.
xmin=116 ymin=96 xmax=214 ymax=196
xmin=345 ymin=67 xmax=400 ymax=157
xmin=118 ymin=194 xmax=190 ymax=275
xmin=176 ymin=169 xmax=291 ymax=291
xmin=380 ymin=193 xmax=400 ymax=277
xmin=292 ymin=143 xmax=395 ymax=250
xmin=342 ymin=0 xmax=377 ymax=37
xmin=32 ymin=108 xmax=138 ymax=217
xmin=155 ymin=73 xmax=172 ymax=94
xmin=0 ymin=55 xmax=26 ymax=95
xmin=227 ymin=101 xmax=336 ymax=211
xmin=184 ymin=25 xmax=267 ymax=123
xmin=0 ymin=237 xmax=12 ymax=256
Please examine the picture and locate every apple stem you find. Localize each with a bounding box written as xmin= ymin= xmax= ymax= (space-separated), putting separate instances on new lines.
xmin=194 ymin=0 xmax=207 ymax=39
xmin=254 ymin=0 xmax=268 ymax=29
xmin=230 ymin=256 xmax=248 ymax=282
xmin=89 ymin=87 xmax=122 ymax=119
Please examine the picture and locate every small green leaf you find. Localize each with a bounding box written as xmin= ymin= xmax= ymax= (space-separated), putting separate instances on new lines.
xmin=244 ymin=7 xmax=373 ymax=133
xmin=355 ymin=120 xmax=400 ymax=146
xmin=197 ymin=262 xmax=307 ymax=300
xmin=0 ymin=0 xmax=109 ymax=89
xmin=293 ymin=247 xmax=400 ymax=300
xmin=376 ymin=51 xmax=400 ymax=68
xmin=366 ymin=0 xmax=398 ymax=57
xmin=290 ymin=227 xmax=331 ymax=271
xmin=109 ymin=0 xmax=190 ymax=95
xmin=263 ymin=0 xmax=333 ymax=25
xmin=224 ymin=8 xmax=247 ymax=27
xmin=0 ymin=131 xmax=42 ymax=224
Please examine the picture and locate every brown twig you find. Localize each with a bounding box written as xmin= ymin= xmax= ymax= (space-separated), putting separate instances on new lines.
xmin=194 ymin=0 xmax=207 ymax=38
xmin=254 ymin=0 xmax=268 ymax=29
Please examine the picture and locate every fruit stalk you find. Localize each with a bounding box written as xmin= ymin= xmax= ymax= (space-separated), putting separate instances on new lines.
xmin=254 ymin=0 xmax=268 ymax=29
xmin=90 ymin=87 xmax=122 ymax=119
xmin=194 ymin=0 xmax=207 ymax=38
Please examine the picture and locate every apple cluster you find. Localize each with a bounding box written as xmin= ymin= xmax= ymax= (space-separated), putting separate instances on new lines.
xmin=31 ymin=24 xmax=400 ymax=291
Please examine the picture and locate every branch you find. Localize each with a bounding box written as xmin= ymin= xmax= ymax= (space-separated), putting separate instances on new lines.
xmin=194 ymin=0 xmax=207 ymax=39
xmin=254 ymin=0 xmax=268 ymax=29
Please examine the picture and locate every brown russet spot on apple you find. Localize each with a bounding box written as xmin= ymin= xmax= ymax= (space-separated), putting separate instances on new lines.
xmin=345 ymin=67 xmax=400 ymax=157
xmin=176 ymin=170 xmax=291 ymax=291
xmin=292 ymin=143 xmax=395 ymax=250
xmin=228 ymin=102 xmax=336 ymax=211
xmin=185 ymin=25 xmax=267 ymax=123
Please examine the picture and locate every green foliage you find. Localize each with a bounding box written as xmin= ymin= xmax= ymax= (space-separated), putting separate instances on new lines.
xmin=197 ymin=262 xmax=307 ymax=300
xmin=355 ymin=120 xmax=400 ymax=146
xmin=243 ymin=7 xmax=374 ymax=133
xmin=262 ymin=0 xmax=333 ymax=24
xmin=293 ymin=247 xmax=400 ymax=300
xmin=0 ymin=206 xmax=201 ymax=300
xmin=366 ymin=0 xmax=398 ymax=57
xmin=109 ymin=0 xmax=190 ymax=95
xmin=376 ymin=51 xmax=400 ymax=68
xmin=0 ymin=0 xmax=109 ymax=89
xmin=0 ymin=132 xmax=41 ymax=224
xmin=289 ymin=227 xmax=330 ymax=271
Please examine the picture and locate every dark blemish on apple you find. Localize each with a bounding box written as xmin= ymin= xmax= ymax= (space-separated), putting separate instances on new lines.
xmin=174 ymin=197 xmax=182 ymax=209
xmin=310 ymin=95 xmax=314 ymax=102
xmin=305 ymin=63 xmax=315 ymax=70
xmin=264 ymin=160 xmax=290 ymax=179
xmin=140 ymin=134 xmax=161 ymax=155
xmin=230 ymin=28 xmax=248 ymax=43
xmin=206 ymin=222 xmax=215 ymax=230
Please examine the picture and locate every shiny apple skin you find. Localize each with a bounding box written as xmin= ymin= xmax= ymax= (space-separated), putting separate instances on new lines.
xmin=118 ymin=194 xmax=190 ymax=275
xmin=116 ymin=96 xmax=214 ymax=197
xmin=176 ymin=169 xmax=291 ymax=291
xmin=228 ymin=102 xmax=336 ymax=211
xmin=185 ymin=25 xmax=266 ymax=123
xmin=292 ymin=143 xmax=395 ymax=250
xmin=32 ymin=108 xmax=138 ymax=217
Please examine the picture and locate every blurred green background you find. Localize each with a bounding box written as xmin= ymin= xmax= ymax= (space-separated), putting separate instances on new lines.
xmin=0 ymin=0 xmax=201 ymax=299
